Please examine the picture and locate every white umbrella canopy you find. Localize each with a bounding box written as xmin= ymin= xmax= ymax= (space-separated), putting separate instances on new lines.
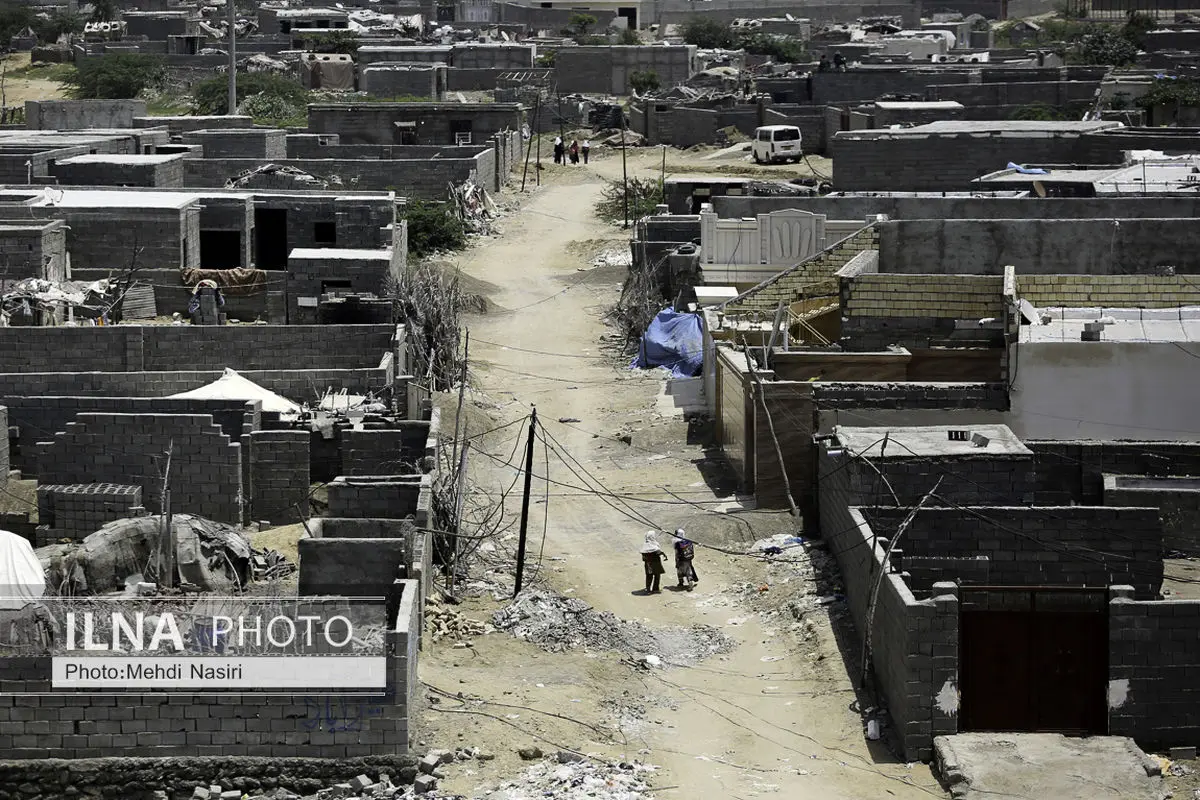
xmin=168 ymin=368 xmax=302 ymax=415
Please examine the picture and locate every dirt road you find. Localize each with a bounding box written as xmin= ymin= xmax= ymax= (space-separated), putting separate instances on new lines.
xmin=419 ymin=148 xmax=943 ymax=799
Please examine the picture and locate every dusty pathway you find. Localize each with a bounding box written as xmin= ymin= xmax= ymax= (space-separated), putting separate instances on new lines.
xmin=419 ymin=151 xmax=944 ymax=799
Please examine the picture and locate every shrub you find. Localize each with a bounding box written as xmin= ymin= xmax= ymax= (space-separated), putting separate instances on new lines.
xmin=192 ymin=72 xmax=308 ymax=116
xmin=629 ymin=69 xmax=660 ymax=94
xmin=35 ymin=10 xmax=85 ymax=42
xmin=595 ymin=177 xmax=660 ymax=224
xmin=1008 ymin=102 xmax=1067 ymax=121
xmin=569 ymin=12 xmax=598 ymax=36
xmin=1137 ymin=77 xmax=1200 ymax=109
xmin=66 ymin=54 xmax=165 ymax=99
xmin=680 ymin=17 xmax=735 ymax=49
xmin=1073 ymin=27 xmax=1138 ymax=66
xmin=740 ymin=33 xmax=806 ymax=62
xmin=299 ymin=30 xmax=359 ymax=55
xmin=617 ymin=27 xmax=639 ymax=44
xmin=400 ymin=198 xmax=467 ymax=258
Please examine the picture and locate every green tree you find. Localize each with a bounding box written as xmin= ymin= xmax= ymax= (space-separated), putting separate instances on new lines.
xmin=1073 ymin=27 xmax=1138 ymax=65
xmin=629 ymin=69 xmax=660 ymax=94
xmin=738 ymin=32 xmax=806 ymax=62
xmin=569 ymin=12 xmax=598 ymax=36
xmin=66 ymin=54 xmax=165 ymax=99
xmin=301 ymin=30 xmax=359 ymax=55
xmin=617 ymin=27 xmax=639 ymax=44
xmin=0 ymin=5 xmax=35 ymax=45
xmin=399 ymin=198 xmax=466 ymax=258
xmin=88 ymin=0 xmax=117 ymax=23
xmin=192 ymin=72 xmax=307 ymax=115
xmin=595 ymin=177 xmax=660 ymax=224
xmin=35 ymin=10 xmax=85 ymax=42
xmin=680 ymin=16 xmax=734 ymax=49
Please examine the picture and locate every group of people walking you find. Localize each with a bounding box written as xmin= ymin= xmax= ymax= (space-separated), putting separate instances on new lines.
xmin=553 ymin=136 xmax=590 ymax=165
xmin=640 ymin=529 xmax=699 ymax=594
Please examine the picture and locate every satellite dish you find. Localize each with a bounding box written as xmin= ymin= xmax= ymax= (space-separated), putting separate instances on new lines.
xmin=1032 ymin=180 xmax=1047 ymax=198
xmin=785 ymin=12 xmax=795 ymax=20
xmin=501 ymin=30 xmax=510 ymax=41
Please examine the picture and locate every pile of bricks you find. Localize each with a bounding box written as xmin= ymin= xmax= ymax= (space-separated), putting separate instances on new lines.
xmin=35 ymin=483 xmax=143 ymax=543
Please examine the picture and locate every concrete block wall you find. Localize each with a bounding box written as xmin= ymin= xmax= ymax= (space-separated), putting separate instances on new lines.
xmin=306 ymin=103 xmax=522 ymax=148
xmin=72 ymin=267 xmax=278 ymax=321
xmin=342 ymin=425 xmax=434 ymax=476
xmin=832 ymin=130 xmax=1091 ymax=192
xmin=1017 ymin=274 xmax=1200 ymax=308
xmin=1027 ymin=441 xmax=1200 ymax=504
xmin=298 ymin=538 xmax=409 ymax=596
xmin=249 ymin=430 xmax=310 ymax=525
xmin=287 ymin=249 xmax=395 ymax=324
xmin=0 ymin=583 xmax=418 ymax=758
xmin=37 ymin=412 xmax=243 ymax=525
xmin=361 ymin=64 xmax=445 ymax=100
xmin=555 ymin=46 xmax=695 ymax=95
xmin=839 ymin=273 xmax=1004 ymax=351
xmin=760 ymin=68 xmax=976 ymax=105
xmin=925 ymin=81 xmax=1100 ymax=108
xmin=722 ymin=225 xmax=879 ymax=315
xmin=25 ymin=99 xmax=147 ymax=129
xmin=182 ymin=129 xmax=288 ymax=159
xmin=811 ymin=382 xmax=1008 ymax=411
xmin=0 ymin=325 xmax=395 ymax=374
xmin=0 ymin=221 xmax=66 ymax=281
xmin=35 ymin=483 xmax=142 ymax=543
xmin=1104 ymin=478 xmax=1200 ymax=555
xmin=754 ymin=381 xmax=815 ymax=519
xmin=49 ymin=156 xmax=186 ymax=189
xmin=326 ymin=475 xmax=425 ymax=523
xmin=133 ymin=114 xmax=255 ymax=136
xmin=8 ymin=206 xmax=201 ymax=272
xmin=840 ymin=449 xmax=1037 ymax=509
xmin=817 ymin=446 xmax=957 ymax=762
xmin=1108 ymin=589 xmax=1200 ymax=750
xmin=865 ymin=506 xmax=1163 ymax=597
xmin=879 ymin=218 xmax=1200 ymax=276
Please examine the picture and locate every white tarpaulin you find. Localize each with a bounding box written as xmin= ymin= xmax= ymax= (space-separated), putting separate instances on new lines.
xmin=0 ymin=530 xmax=46 ymax=611
xmin=168 ymin=368 xmax=302 ymax=415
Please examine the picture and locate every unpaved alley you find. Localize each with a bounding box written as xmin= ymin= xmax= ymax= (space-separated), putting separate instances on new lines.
xmin=418 ymin=149 xmax=945 ymax=799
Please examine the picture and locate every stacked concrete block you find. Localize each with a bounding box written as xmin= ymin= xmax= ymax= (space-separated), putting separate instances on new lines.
xmin=326 ymin=475 xmax=424 ymax=521
xmin=342 ymin=426 xmax=434 ymax=476
xmin=249 ymin=430 xmax=310 ymax=524
xmin=306 ymin=103 xmax=522 ymax=147
xmin=840 ymin=273 xmax=1004 ymax=351
xmin=182 ymin=129 xmax=288 ymax=159
xmin=286 ymin=248 xmax=395 ymax=324
xmin=812 ymin=382 xmax=1008 ymax=411
xmin=132 ymin=115 xmax=255 ymax=136
xmin=35 ymin=483 xmax=142 ymax=544
xmin=1017 ymin=274 xmax=1200 ymax=308
xmin=0 ymin=221 xmax=68 ymax=281
xmin=36 ymin=413 xmax=242 ymax=525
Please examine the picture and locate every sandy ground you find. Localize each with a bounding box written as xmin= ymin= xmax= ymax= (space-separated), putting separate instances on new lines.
xmin=414 ymin=145 xmax=943 ymax=798
xmin=0 ymin=53 xmax=70 ymax=107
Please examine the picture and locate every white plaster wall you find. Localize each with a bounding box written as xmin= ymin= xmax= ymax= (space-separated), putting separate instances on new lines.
xmin=1008 ymin=341 xmax=1200 ymax=441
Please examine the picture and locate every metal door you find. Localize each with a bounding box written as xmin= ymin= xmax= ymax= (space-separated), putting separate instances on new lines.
xmin=960 ymin=588 xmax=1108 ymax=735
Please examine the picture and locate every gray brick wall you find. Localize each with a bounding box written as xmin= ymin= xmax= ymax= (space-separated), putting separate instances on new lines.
xmin=50 ymin=156 xmax=186 ymax=188
xmin=287 ymin=251 xmax=395 ymax=325
xmin=182 ymin=129 xmax=288 ymax=159
xmin=342 ymin=426 xmax=434 ymax=476
xmin=249 ymin=430 xmax=310 ymax=524
xmin=1103 ymin=478 xmax=1200 ymax=555
xmin=298 ymin=538 xmax=409 ymax=596
xmin=0 ymin=324 xmax=394 ymax=374
xmin=0 ymin=405 xmax=9 ymax=489
xmin=37 ymin=413 xmax=243 ymax=525
xmin=1108 ymin=590 xmax=1200 ymax=750
xmin=1028 ymin=441 xmax=1200 ymax=505
xmin=326 ymin=476 xmax=423 ymax=521
xmin=812 ymin=383 xmax=1008 ymax=411
xmin=306 ymin=103 xmax=521 ymax=148
xmin=864 ymin=506 xmax=1163 ymax=598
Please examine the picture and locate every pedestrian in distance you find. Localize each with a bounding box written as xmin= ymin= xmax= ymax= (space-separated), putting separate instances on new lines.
xmin=817 ymin=54 xmax=831 ymax=73
xmin=640 ymin=531 xmax=666 ymax=594
xmin=569 ymin=139 xmax=580 ymax=165
xmin=553 ymin=136 xmax=564 ymax=164
xmin=672 ymin=528 xmax=699 ymax=590
xmin=581 ymin=139 xmax=591 ymax=164
xmin=833 ymin=51 xmax=847 ymax=72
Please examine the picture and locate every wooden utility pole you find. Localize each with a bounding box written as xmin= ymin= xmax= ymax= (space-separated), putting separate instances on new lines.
xmin=451 ymin=329 xmax=469 ymax=467
xmin=520 ymin=94 xmax=540 ymax=192
xmin=512 ymin=407 xmax=538 ymax=597
xmin=157 ymin=441 xmax=175 ymax=588
xmin=621 ymin=111 xmax=630 ymax=228
xmin=449 ymin=440 xmax=470 ymax=594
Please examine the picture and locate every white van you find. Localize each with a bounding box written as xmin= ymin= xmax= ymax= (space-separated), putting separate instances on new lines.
xmin=752 ymin=125 xmax=803 ymax=164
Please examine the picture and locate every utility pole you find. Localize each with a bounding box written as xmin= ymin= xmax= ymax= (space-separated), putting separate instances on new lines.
xmin=621 ymin=110 xmax=630 ymax=228
xmin=521 ymin=93 xmax=540 ymax=192
xmin=535 ymin=91 xmax=542 ymax=186
xmin=227 ymin=0 xmax=237 ymax=116
xmin=157 ymin=441 xmax=175 ymax=588
xmin=513 ymin=406 xmax=538 ymax=597
xmin=451 ymin=328 xmax=469 ymax=466
xmin=449 ymin=440 xmax=470 ymax=595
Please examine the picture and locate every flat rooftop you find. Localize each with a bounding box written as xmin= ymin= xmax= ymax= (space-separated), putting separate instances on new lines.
xmin=873 ymin=100 xmax=964 ymax=110
xmin=1020 ymin=307 xmax=1200 ymax=343
xmin=836 ymin=120 xmax=1123 ymax=139
xmin=0 ymin=187 xmax=201 ymax=209
xmin=834 ymin=424 xmax=1031 ymax=457
xmin=975 ymin=166 xmax=1117 ymax=185
xmin=289 ymin=247 xmax=392 ymax=260
xmin=57 ymin=154 xmax=185 ymax=165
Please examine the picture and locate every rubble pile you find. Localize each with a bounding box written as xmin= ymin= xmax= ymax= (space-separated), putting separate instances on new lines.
xmin=492 ymin=590 xmax=731 ymax=664
xmin=464 ymin=757 xmax=657 ymax=800
xmin=425 ymin=599 xmax=494 ymax=643
xmin=450 ymin=178 xmax=499 ymax=236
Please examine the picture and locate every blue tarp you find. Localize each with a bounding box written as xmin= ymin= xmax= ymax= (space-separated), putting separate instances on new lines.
xmin=634 ymin=307 xmax=703 ymax=378
xmin=1007 ymin=162 xmax=1048 ymax=175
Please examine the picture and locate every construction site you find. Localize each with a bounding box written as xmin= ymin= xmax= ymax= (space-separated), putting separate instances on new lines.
xmin=4 ymin=0 xmax=1200 ymax=798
